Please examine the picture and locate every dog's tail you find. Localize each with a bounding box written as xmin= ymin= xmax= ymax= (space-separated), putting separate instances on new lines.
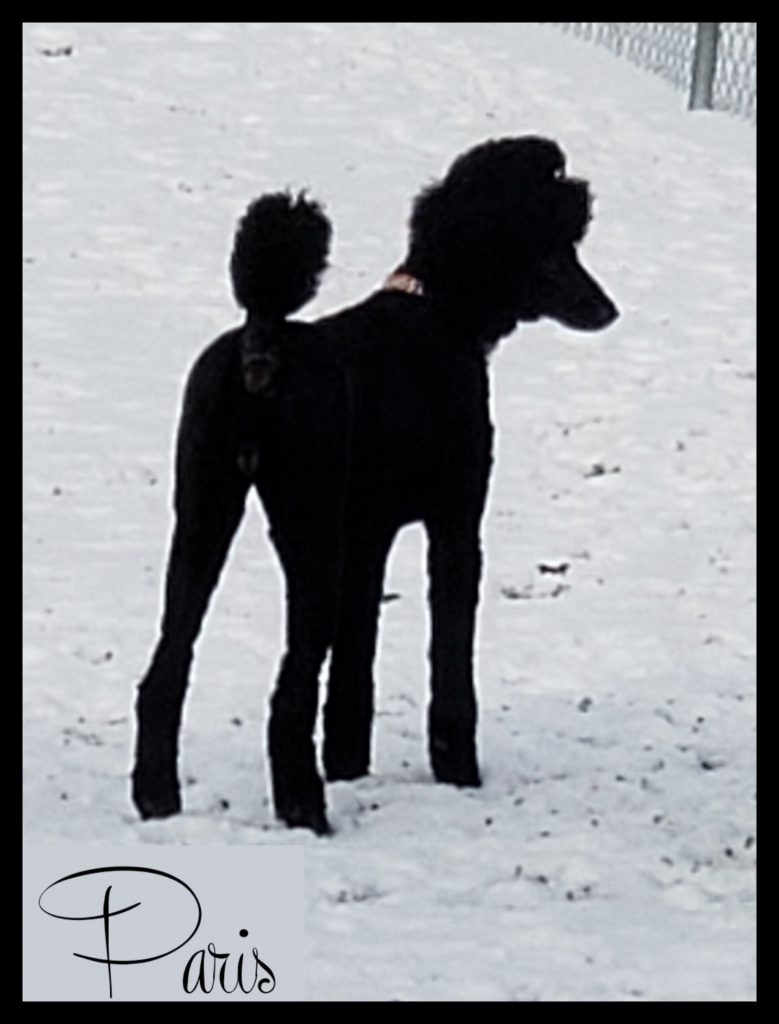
xmin=230 ymin=191 xmax=332 ymax=393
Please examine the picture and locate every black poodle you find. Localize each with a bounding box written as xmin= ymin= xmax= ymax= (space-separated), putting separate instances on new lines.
xmin=131 ymin=136 xmax=618 ymax=835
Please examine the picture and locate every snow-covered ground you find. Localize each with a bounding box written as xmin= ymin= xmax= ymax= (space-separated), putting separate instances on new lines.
xmin=23 ymin=22 xmax=756 ymax=1001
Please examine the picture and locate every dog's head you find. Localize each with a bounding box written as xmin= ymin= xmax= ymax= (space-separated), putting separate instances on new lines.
xmin=406 ymin=137 xmax=618 ymax=343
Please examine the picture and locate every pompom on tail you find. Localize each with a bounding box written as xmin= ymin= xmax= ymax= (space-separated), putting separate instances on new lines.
xmin=230 ymin=191 xmax=332 ymax=320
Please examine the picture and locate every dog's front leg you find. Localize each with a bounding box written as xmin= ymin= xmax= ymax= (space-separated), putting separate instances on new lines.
xmin=425 ymin=514 xmax=484 ymax=787
xmin=323 ymin=525 xmax=395 ymax=782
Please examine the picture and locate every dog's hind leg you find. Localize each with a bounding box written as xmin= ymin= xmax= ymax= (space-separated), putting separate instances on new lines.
xmin=132 ymin=481 xmax=247 ymax=819
xmin=425 ymin=512 xmax=484 ymax=787
xmin=132 ymin=344 xmax=250 ymax=820
xmin=323 ymin=526 xmax=395 ymax=782
xmin=257 ymin=361 xmax=351 ymax=834
xmin=266 ymin=530 xmax=341 ymax=835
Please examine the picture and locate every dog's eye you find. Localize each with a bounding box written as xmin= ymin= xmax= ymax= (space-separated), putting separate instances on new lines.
xmin=553 ymin=166 xmax=565 ymax=180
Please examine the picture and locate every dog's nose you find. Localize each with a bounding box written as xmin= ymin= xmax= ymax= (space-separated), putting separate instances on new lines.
xmin=595 ymin=298 xmax=619 ymax=329
xmin=563 ymin=295 xmax=620 ymax=332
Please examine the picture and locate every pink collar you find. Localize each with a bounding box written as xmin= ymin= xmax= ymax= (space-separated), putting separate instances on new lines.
xmin=383 ymin=267 xmax=424 ymax=296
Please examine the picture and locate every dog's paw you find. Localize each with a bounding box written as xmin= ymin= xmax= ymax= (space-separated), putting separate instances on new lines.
xmin=132 ymin=776 xmax=182 ymax=820
xmin=430 ymin=735 xmax=481 ymax=788
xmin=277 ymin=803 xmax=332 ymax=836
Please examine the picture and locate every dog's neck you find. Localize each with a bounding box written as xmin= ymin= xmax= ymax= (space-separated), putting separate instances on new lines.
xmin=383 ymin=266 xmax=425 ymax=297
xmin=382 ymin=263 xmax=510 ymax=355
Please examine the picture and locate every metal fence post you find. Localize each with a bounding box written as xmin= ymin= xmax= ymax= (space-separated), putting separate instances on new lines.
xmin=689 ymin=22 xmax=720 ymax=110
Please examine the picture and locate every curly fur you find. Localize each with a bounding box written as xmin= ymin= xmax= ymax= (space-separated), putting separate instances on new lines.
xmin=230 ymin=190 xmax=331 ymax=319
xmin=132 ymin=136 xmax=618 ymax=835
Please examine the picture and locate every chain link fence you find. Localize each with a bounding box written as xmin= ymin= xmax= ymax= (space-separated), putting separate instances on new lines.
xmin=550 ymin=23 xmax=756 ymax=123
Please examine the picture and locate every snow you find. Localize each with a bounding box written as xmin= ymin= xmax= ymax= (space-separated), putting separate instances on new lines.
xmin=23 ymin=22 xmax=756 ymax=1001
